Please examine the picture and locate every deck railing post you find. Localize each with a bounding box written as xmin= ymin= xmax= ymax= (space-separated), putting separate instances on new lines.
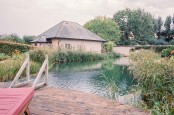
xmin=9 ymin=53 xmax=30 ymax=88
xmin=32 ymin=54 xmax=49 ymax=89
xmin=26 ymin=53 xmax=30 ymax=81
xmin=45 ymin=55 xmax=48 ymax=85
xmin=10 ymin=53 xmax=48 ymax=89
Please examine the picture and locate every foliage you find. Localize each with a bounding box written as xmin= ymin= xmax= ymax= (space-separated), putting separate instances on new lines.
xmin=156 ymin=15 xmax=174 ymax=43
xmin=51 ymin=50 xmax=119 ymax=63
xmin=29 ymin=49 xmax=46 ymax=63
xmin=105 ymin=41 xmax=114 ymax=52
xmin=29 ymin=49 xmax=120 ymax=64
xmin=0 ymin=34 xmax=25 ymax=43
xmin=154 ymin=17 xmax=163 ymax=39
xmin=161 ymin=46 xmax=174 ymax=57
xmin=161 ymin=49 xmax=172 ymax=57
xmin=169 ymin=39 xmax=174 ymax=45
xmin=0 ymin=56 xmax=40 ymax=82
xmin=0 ymin=40 xmax=34 ymax=55
xmin=113 ymin=8 xmax=155 ymax=45
xmin=0 ymin=53 xmax=10 ymax=61
xmin=156 ymin=17 xmax=163 ymax=32
xmin=130 ymin=50 xmax=174 ymax=114
xmin=134 ymin=45 xmax=174 ymax=53
xmin=100 ymin=60 xmax=135 ymax=96
xmin=23 ymin=35 xmax=36 ymax=44
xmin=84 ymin=16 xmax=121 ymax=43
xmin=151 ymin=38 xmax=169 ymax=45
xmin=164 ymin=16 xmax=172 ymax=32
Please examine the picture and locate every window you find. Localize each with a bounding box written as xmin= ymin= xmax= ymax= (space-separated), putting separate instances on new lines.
xmin=65 ymin=44 xmax=71 ymax=49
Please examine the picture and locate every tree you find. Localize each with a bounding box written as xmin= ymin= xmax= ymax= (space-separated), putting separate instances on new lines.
xmin=0 ymin=33 xmax=24 ymax=43
xmin=157 ymin=17 xmax=163 ymax=32
xmin=172 ymin=15 xmax=174 ymax=31
xmin=105 ymin=41 xmax=114 ymax=52
xmin=154 ymin=17 xmax=163 ymax=39
xmin=84 ymin=16 xmax=121 ymax=44
xmin=172 ymin=15 xmax=174 ymax=26
xmin=23 ymin=35 xmax=36 ymax=44
xmin=113 ymin=8 xmax=155 ymax=45
xmin=164 ymin=16 xmax=172 ymax=32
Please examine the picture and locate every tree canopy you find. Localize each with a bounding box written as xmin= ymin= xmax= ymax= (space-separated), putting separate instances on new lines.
xmin=0 ymin=34 xmax=25 ymax=43
xmin=113 ymin=8 xmax=155 ymax=45
xmin=84 ymin=17 xmax=121 ymax=44
xmin=23 ymin=35 xmax=36 ymax=44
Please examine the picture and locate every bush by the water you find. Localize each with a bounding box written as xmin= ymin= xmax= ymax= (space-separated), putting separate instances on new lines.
xmin=130 ymin=50 xmax=174 ymax=114
xmin=29 ymin=49 xmax=120 ymax=64
xmin=0 ymin=47 xmax=119 ymax=81
xmin=0 ymin=40 xmax=34 ymax=55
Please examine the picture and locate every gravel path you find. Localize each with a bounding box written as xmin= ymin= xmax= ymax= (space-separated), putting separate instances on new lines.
xmin=30 ymin=87 xmax=148 ymax=115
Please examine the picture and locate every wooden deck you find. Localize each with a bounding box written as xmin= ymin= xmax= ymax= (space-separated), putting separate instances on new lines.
xmin=30 ymin=87 xmax=148 ymax=115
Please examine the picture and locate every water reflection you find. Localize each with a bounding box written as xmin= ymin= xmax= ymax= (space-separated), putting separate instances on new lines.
xmin=49 ymin=59 xmax=137 ymax=101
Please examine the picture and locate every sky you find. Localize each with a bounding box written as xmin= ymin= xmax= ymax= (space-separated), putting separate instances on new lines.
xmin=0 ymin=0 xmax=174 ymax=36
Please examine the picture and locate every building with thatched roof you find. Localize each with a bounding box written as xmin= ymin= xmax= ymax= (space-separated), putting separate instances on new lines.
xmin=31 ymin=21 xmax=106 ymax=53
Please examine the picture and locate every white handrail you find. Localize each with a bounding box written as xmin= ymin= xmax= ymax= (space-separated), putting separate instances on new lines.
xmin=9 ymin=54 xmax=48 ymax=89
xmin=9 ymin=53 xmax=30 ymax=88
xmin=32 ymin=55 xmax=48 ymax=89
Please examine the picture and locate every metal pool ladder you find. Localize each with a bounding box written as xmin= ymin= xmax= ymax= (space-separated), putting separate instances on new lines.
xmin=9 ymin=53 xmax=48 ymax=90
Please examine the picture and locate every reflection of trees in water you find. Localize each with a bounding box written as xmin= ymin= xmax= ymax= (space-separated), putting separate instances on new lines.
xmin=92 ymin=60 xmax=136 ymax=99
xmin=50 ymin=61 xmax=101 ymax=73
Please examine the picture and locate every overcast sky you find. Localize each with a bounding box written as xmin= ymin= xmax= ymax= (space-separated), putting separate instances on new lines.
xmin=0 ymin=0 xmax=173 ymax=36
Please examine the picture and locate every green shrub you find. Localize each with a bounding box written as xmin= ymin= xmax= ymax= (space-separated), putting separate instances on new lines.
xmin=0 ymin=53 xmax=10 ymax=61
xmin=29 ymin=49 xmax=46 ymax=63
xmin=51 ymin=50 xmax=119 ymax=63
xmin=130 ymin=50 xmax=174 ymax=114
xmin=134 ymin=45 xmax=174 ymax=53
xmin=30 ymin=61 xmax=41 ymax=74
xmin=161 ymin=46 xmax=174 ymax=57
xmin=161 ymin=49 xmax=171 ymax=57
xmin=105 ymin=41 xmax=114 ymax=52
xmin=0 ymin=40 xmax=34 ymax=55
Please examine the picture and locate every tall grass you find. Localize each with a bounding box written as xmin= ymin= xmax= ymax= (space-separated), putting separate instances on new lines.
xmin=0 ymin=58 xmax=40 ymax=81
xmin=130 ymin=50 xmax=174 ymax=114
xmin=0 ymin=48 xmax=119 ymax=82
xmin=29 ymin=49 xmax=120 ymax=64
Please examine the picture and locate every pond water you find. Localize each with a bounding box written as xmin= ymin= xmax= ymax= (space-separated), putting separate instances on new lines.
xmin=48 ymin=58 xmax=138 ymax=103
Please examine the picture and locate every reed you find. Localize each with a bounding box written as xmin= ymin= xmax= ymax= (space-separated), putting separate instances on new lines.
xmin=0 ymin=56 xmax=40 ymax=81
xmin=29 ymin=49 xmax=120 ymax=64
xmin=130 ymin=50 xmax=174 ymax=114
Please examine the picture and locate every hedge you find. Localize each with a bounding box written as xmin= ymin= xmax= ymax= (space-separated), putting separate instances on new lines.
xmin=133 ymin=45 xmax=174 ymax=52
xmin=0 ymin=40 xmax=34 ymax=55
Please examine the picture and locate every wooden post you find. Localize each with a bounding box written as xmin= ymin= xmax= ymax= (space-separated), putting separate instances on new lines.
xmin=45 ymin=55 xmax=48 ymax=85
xmin=9 ymin=54 xmax=30 ymax=88
xmin=26 ymin=53 xmax=30 ymax=81
xmin=32 ymin=54 xmax=49 ymax=89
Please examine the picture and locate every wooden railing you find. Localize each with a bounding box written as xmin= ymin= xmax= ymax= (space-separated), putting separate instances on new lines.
xmin=9 ymin=53 xmax=30 ymax=88
xmin=32 ymin=55 xmax=48 ymax=89
xmin=9 ymin=54 xmax=48 ymax=89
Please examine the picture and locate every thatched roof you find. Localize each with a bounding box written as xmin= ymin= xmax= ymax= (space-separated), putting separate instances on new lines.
xmin=31 ymin=21 xmax=106 ymax=43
